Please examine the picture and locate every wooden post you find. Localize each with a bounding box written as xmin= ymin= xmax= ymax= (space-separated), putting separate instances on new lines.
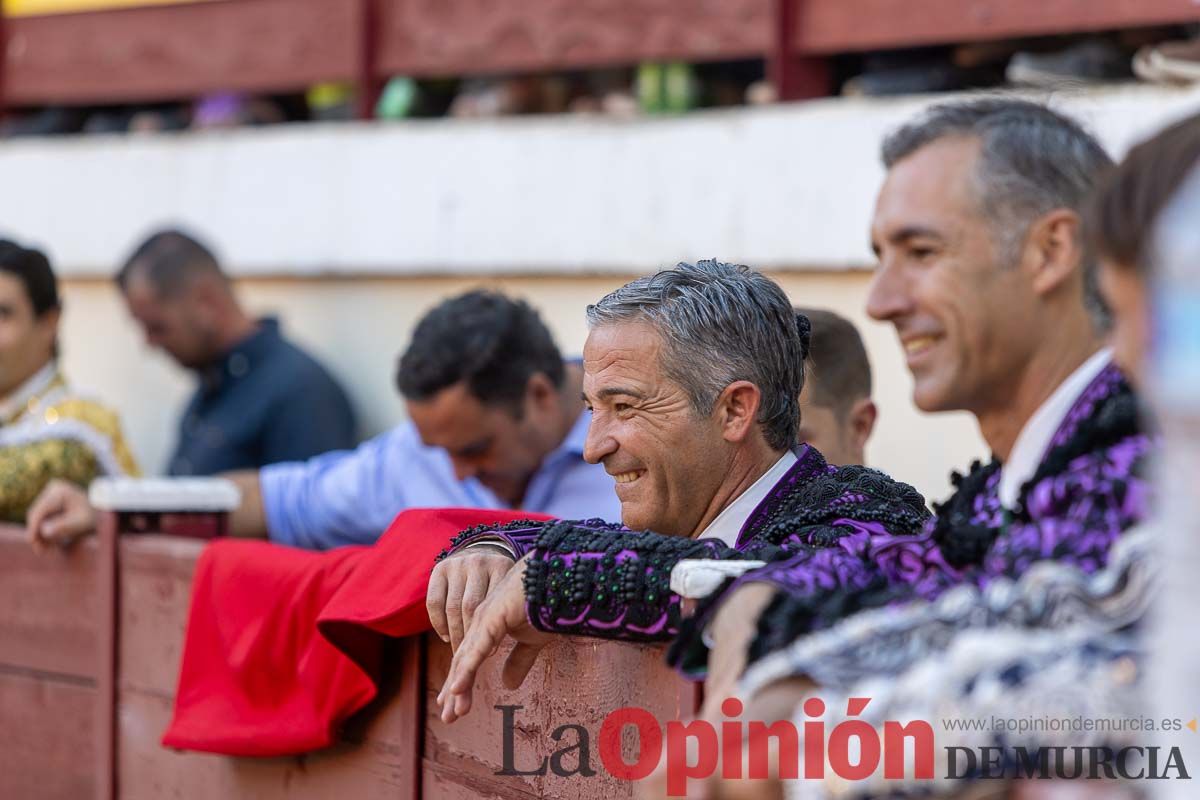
xmin=355 ymin=0 xmax=382 ymax=121
xmin=769 ymin=0 xmax=830 ymax=101
xmin=398 ymin=634 xmax=426 ymax=798
xmin=94 ymin=511 xmax=119 ymax=800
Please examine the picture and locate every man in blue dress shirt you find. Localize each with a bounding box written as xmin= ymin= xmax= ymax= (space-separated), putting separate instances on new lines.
xmin=224 ymin=289 xmax=621 ymax=549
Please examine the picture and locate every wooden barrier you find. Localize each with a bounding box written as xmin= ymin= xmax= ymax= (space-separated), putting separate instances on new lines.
xmin=0 ymin=523 xmax=100 ymax=800
xmin=0 ymin=519 xmax=700 ymax=799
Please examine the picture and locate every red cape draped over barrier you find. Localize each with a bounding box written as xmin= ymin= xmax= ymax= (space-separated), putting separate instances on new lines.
xmin=161 ymin=507 xmax=552 ymax=756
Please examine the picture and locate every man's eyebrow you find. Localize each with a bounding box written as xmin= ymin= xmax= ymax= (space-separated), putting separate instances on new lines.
xmin=890 ymin=225 xmax=944 ymax=245
xmin=872 ymin=225 xmax=943 ymax=257
xmin=582 ymin=386 xmax=647 ymax=403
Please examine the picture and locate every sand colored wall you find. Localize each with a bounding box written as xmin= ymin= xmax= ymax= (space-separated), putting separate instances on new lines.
xmin=58 ymin=269 xmax=985 ymax=504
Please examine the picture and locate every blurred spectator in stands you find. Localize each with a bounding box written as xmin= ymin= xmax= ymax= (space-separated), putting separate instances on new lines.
xmin=117 ymin=228 xmax=356 ymax=475
xmin=449 ymin=77 xmax=543 ymax=117
xmin=191 ymin=92 xmax=286 ymax=130
xmin=566 ymin=69 xmax=638 ymax=117
xmin=27 ymin=290 xmax=620 ymax=550
xmin=1134 ymin=24 xmax=1200 ymax=85
xmin=637 ymin=63 xmax=700 ymax=114
xmin=794 ymin=308 xmax=876 ymax=465
xmin=307 ymin=82 xmax=356 ymax=122
xmin=0 ymin=239 xmax=138 ymax=531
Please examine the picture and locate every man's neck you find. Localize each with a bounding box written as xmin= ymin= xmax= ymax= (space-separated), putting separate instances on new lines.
xmin=976 ymin=323 xmax=1102 ymax=462
xmin=688 ymin=444 xmax=787 ymax=538
xmin=211 ymin=311 xmax=259 ymax=355
xmin=0 ymin=360 xmax=55 ymax=415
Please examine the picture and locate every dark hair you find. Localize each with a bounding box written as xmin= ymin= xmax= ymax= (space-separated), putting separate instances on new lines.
xmin=396 ymin=290 xmax=565 ymax=412
xmin=1089 ymin=112 xmax=1200 ymax=276
xmin=586 ymin=259 xmax=802 ymax=451
xmin=883 ymin=98 xmax=1113 ymax=328
xmin=116 ymin=228 xmax=224 ymax=296
xmin=795 ymin=308 xmax=871 ymax=417
xmin=0 ymin=239 xmax=59 ymax=318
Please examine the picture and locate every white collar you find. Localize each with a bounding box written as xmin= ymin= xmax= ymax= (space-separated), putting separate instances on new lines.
xmin=0 ymin=362 xmax=57 ymax=422
xmin=697 ymin=450 xmax=798 ymax=547
xmin=998 ymin=348 xmax=1112 ymax=508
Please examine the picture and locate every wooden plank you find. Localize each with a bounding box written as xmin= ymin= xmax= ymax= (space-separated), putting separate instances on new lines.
xmin=376 ymin=0 xmax=772 ymax=77
xmin=117 ymin=533 xmax=204 ymax=698
xmin=115 ymin=535 xmax=423 ymax=798
xmin=97 ymin=511 xmax=118 ymax=800
xmin=3 ymin=0 xmax=364 ymax=105
xmin=793 ymin=0 xmax=1200 ymax=54
xmin=423 ymin=634 xmax=700 ymax=799
xmin=0 ymin=524 xmax=99 ymax=678
xmin=0 ymin=669 xmax=97 ymax=800
xmin=117 ymin=641 xmax=424 ymax=799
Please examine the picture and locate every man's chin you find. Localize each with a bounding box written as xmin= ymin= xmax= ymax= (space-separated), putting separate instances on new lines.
xmin=910 ymin=379 xmax=959 ymax=414
xmin=619 ymin=505 xmax=651 ymax=532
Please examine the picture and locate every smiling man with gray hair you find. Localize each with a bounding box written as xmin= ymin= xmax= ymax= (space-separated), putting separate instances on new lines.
xmin=427 ymin=258 xmax=930 ymax=722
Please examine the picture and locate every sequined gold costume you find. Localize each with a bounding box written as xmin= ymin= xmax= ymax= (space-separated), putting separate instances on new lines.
xmin=0 ymin=366 xmax=139 ymax=522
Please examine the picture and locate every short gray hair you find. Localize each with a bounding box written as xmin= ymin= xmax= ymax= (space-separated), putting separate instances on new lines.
xmin=586 ymin=260 xmax=802 ymax=451
xmin=882 ymin=98 xmax=1113 ymax=328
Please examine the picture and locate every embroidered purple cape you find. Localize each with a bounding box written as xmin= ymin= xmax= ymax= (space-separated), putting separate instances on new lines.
xmin=442 ymin=445 xmax=931 ymax=643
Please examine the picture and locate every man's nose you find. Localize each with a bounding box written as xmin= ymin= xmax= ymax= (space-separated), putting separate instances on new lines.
xmin=865 ymin=258 xmax=912 ymax=323
xmin=582 ymin=414 xmax=617 ymax=465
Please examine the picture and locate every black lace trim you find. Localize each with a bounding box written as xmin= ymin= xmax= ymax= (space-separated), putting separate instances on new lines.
xmin=929 ymin=459 xmax=1002 ymax=569
xmin=930 ymin=373 xmax=1143 ymax=568
xmin=747 ymin=463 xmax=930 ymax=547
xmin=435 ymin=518 xmax=552 ymax=562
xmin=523 ymin=520 xmax=715 ymax=640
xmin=738 ymin=447 xmax=831 ymax=538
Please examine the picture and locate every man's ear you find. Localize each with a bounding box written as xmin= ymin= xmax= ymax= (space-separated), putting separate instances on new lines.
xmin=35 ymin=307 xmax=61 ymax=355
xmin=716 ymin=381 xmax=763 ymax=444
xmin=1026 ymin=209 xmax=1082 ymax=297
xmin=523 ymin=372 xmax=558 ymax=413
xmin=847 ymin=397 xmax=877 ymax=454
xmin=189 ymin=278 xmax=225 ymax=324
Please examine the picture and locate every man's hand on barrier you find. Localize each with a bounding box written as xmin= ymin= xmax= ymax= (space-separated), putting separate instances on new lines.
xmin=436 ymin=555 xmax=552 ymax=723
xmin=27 ymin=479 xmax=97 ymax=553
xmin=426 ymin=546 xmax=516 ymax=652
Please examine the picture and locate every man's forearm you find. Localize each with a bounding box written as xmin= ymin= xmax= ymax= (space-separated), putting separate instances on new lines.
xmin=223 ymin=470 xmax=268 ymax=538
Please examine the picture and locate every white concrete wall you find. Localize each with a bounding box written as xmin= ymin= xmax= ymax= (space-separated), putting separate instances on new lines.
xmin=5 ymin=83 xmax=1200 ymax=277
xmin=58 ymin=270 xmax=986 ymax=504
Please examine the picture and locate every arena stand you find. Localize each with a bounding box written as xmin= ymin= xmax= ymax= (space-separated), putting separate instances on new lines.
xmin=2 ymin=0 xmax=1199 ymax=113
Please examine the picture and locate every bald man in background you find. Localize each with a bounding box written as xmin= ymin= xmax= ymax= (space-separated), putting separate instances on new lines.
xmin=118 ymin=228 xmax=356 ymax=474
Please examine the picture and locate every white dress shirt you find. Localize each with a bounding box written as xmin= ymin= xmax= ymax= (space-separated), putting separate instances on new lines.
xmin=696 ymin=450 xmax=799 ymax=547
xmin=997 ymin=348 xmax=1112 ymax=509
